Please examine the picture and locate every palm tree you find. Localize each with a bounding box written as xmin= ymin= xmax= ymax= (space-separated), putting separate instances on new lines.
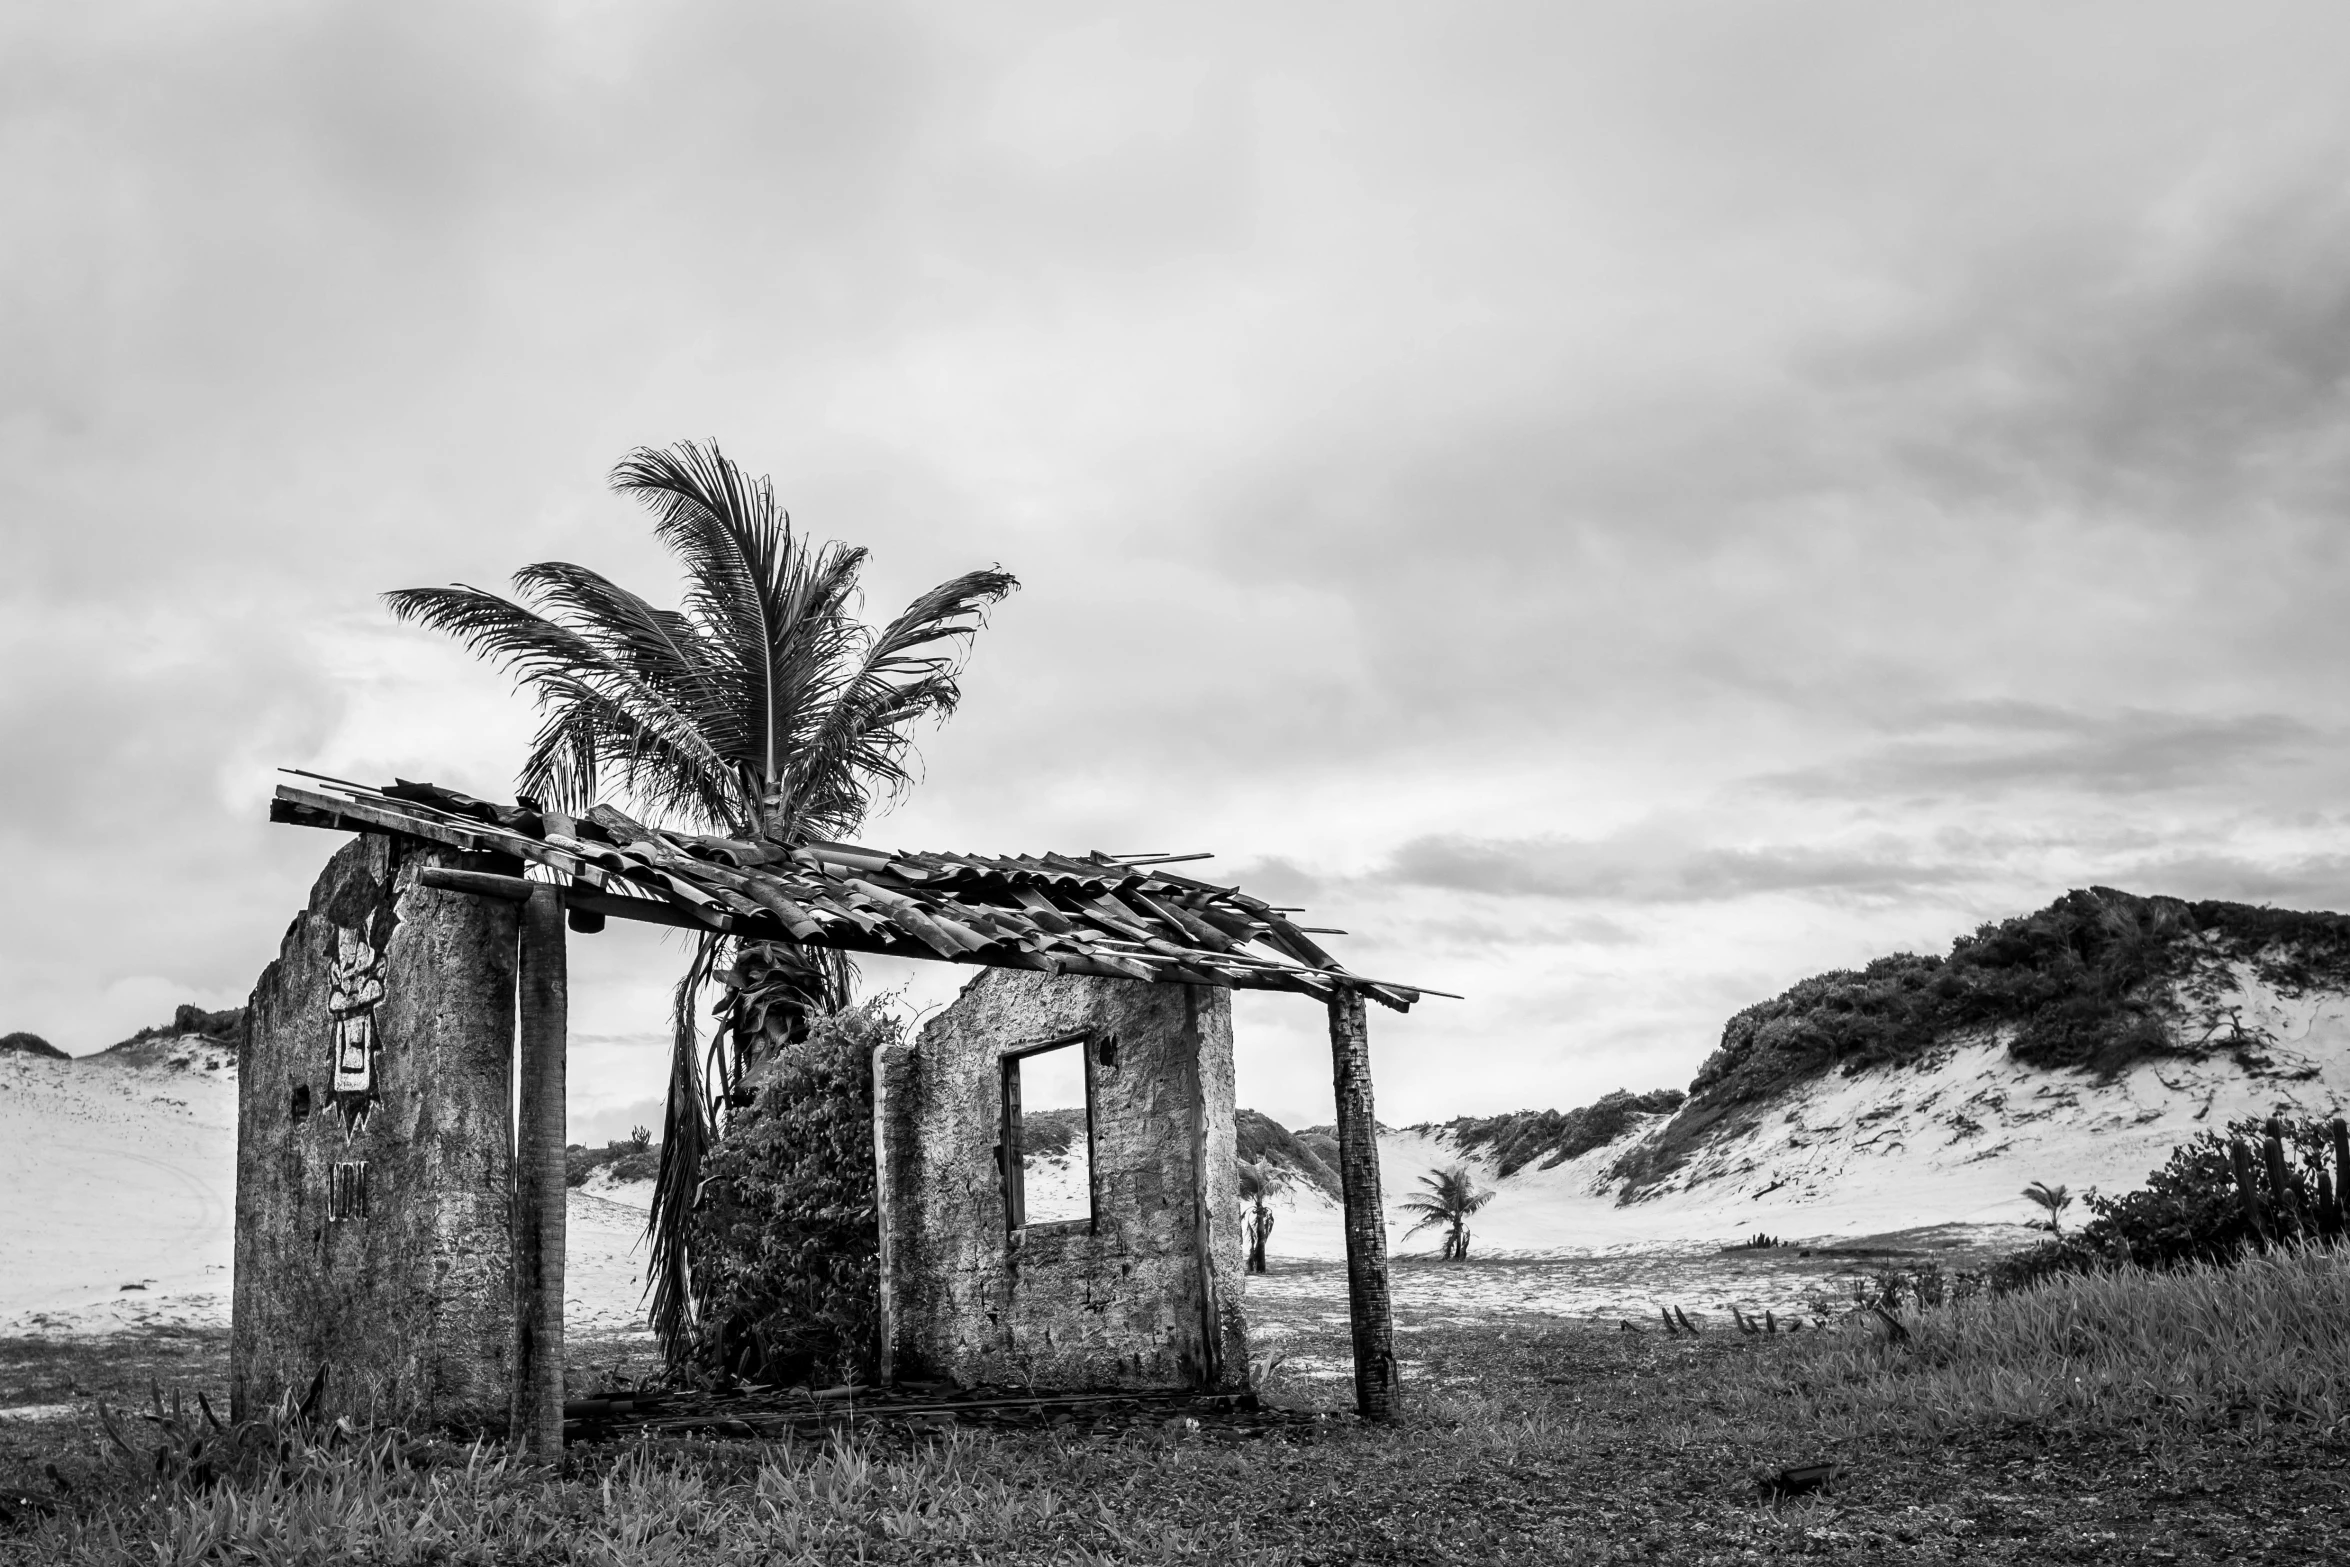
xmin=1400 ymin=1165 xmax=1492 ymax=1261
xmin=2022 ymin=1180 xmax=2073 ymax=1235
xmin=1238 ymin=1162 xmax=1276 ymax=1273
xmin=385 ymin=440 xmax=1015 ymax=1358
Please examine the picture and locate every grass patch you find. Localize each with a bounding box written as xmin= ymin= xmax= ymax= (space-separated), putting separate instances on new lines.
xmin=1722 ymin=1244 xmax=2350 ymax=1444
xmin=7 ymin=1257 xmax=2349 ymax=1563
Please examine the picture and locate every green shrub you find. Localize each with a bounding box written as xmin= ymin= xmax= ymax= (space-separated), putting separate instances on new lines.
xmin=684 ymin=1003 xmax=891 ymax=1388
xmin=1990 ymin=1117 xmax=2345 ymax=1290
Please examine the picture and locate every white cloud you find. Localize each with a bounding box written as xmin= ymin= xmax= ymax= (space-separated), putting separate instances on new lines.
xmin=8 ymin=2 xmax=2350 ymax=1118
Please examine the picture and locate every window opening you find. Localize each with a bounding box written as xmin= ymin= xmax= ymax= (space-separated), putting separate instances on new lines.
xmin=1003 ymin=1035 xmax=1093 ymax=1229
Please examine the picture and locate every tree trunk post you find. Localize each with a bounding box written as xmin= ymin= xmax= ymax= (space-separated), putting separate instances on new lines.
xmin=2332 ymin=1119 xmax=2350 ymax=1239
xmin=512 ymin=884 xmax=568 ymax=1459
xmin=872 ymin=1039 xmax=897 ymax=1387
xmin=1328 ymin=988 xmax=1397 ymax=1420
xmin=2263 ymin=1120 xmax=2297 ymax=1239
xmin=2230 ymin=1138 xmax=2267 ymax=1246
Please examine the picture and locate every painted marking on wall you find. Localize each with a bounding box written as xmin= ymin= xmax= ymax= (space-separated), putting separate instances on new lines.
xmin=328 ymin=1161 xmax=371 ymax=1222
xmin=328 ymin=924 xmax=387 ymax=1132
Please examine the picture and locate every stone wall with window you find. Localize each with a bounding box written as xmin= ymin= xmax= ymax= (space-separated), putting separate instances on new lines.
xmin=231 ymin=834 xmax=518 ymax=1432
xmin=874 ymin=969 xmax=1247 ymax=1390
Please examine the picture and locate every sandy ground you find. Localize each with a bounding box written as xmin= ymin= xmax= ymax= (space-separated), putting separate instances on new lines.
xmin=0 ymin=1050 xmax=662 ymax=1341
xmin=1233 ymin=1241 xmax=1981 ymax=1382
xmin=0 ymin=1044 xmax=237 ymax=1336
xmin=566 ymin=1186 xmax=656 ymax=1337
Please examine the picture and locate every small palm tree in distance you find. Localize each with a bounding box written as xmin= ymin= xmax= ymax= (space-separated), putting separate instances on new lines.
xmin=385 ymin=440 xmax=1015 ymax=1361
xmin=1401 ymin=1165 xmax=1493 ymax=1261
xmin=2022 ymin=1180 xmax=2073 ymax=1234
xmin=1238 ymin=1162 xmax=1276 ymax=1273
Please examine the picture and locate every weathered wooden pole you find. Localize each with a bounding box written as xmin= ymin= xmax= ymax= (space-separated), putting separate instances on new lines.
xmin=2333 ymin=1120 xmax=2350 ymax=1239
xmin=871 ymin=1040 xmax=898 ymax=1387
xmin=1328 ymin=988 xmax=1397 ymax=1420
xmin=2231 ymin=1137 xmax=2267 ymax=1247
xmin=2263 ymin=1119 xmax=2298 ymax=1240
xmin=511 ymin=884 xmax=568 ymax=1459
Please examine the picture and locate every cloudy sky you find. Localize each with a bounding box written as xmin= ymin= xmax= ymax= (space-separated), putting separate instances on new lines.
xmin=7 ymin=2 xmax=2350 ymax=1138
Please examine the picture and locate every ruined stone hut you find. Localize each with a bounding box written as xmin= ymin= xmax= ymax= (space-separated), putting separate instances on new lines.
xmin=239 ymin=775 xmax=1438 ymax=1451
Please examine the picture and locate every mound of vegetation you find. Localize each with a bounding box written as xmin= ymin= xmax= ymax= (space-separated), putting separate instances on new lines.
xmin=1435 ymin=1090 xmax=1687 ymax=1177
xmin=687 ymin=1004 xmax=889 ymax=1387
xmin=1612 ymin=887 xmax=2350 ymax=1195
xmin=98 ymin=1003 xmax=248 ymax=1058
xmin=1291 ymin=1124 xmax=1343 ymax=1173
xmin=1016 ymin=1105 xmax=1088 ymax=1161
xmin=1235 ymin=1108 xmax=1345 ymax=1200
xmin=565 ymin=1130 xmax=659 ymax=1189
xmin=0 ymin=1031 xmax=67 ymax=1060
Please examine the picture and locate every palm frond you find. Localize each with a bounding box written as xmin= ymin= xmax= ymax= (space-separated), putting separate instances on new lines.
xmin=609 ymin=442 xmax=864 ymax=805
xmin=774 ymin=565 xmax=1018 ymax=837
xmin=514 ymin=673 xmax=746 ymax=827
xmin=646 ymin=935 xmax=720 ymax=1359
xmin=508 ymin=563 xmax=735 ymax=725
xmin=382 ymin=585 xmax=608 ymax=685
xmin=386 ymin=581 xmax=747 ymax=824
xmin=1400 ymin=1206 xmax=1453 ymax=1239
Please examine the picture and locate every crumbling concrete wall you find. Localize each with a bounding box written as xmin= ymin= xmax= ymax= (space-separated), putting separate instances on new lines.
xmin=231 ymin=835 xmax=517 ymax=1432
xmin=875 ymin=970 xmax=1246 ymax=1390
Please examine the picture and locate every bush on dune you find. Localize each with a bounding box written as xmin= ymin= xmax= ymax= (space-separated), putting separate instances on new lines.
xmin=565 ymin=1136 xmax=661 ymax=1190
xmin=1618 ymin=887 xmax=2350 ymax=1194
xmin=1992 ymin=1115 xmax=2347 ymax=1291
xmin=1442 ymin=1090 xmax=1686 ymax=1178
xmin=1690 ymin=889 xmax=2350 ymax=1105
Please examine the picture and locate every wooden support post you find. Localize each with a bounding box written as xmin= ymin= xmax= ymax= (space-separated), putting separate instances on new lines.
xmin=1328 ymin=989 xmax=1397 ymax=1420
xmin=2231 ymin=1138 xmax=2267 ymax=1246
xmin=512 ymin=884 xmax=568 ymax=1459
xmin=1186 ymin=990 xmax=1225 ymax=1390
xmin=2334 ymin=1120 xmax=2350 ymax=1239
xmin=2264 ymin=1119 xmax=2297 ymax=1239
xmin=871 ymin=1041 xmax=896 ymax=1387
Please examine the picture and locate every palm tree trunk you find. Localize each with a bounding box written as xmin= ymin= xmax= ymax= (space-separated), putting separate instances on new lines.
xmin=511 ymin=885 xmax=567 ymax=1458
xmin=1328 ymin=990 xmax=1397 ymax=1420
xmin=648 ymin=934 xmax=850 ymax=1370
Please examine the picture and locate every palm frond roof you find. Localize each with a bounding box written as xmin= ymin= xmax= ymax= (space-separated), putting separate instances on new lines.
xmin=272 ymin=775 xmax=1438 ymax=1012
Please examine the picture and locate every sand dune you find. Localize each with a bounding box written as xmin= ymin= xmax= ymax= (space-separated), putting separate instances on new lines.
xmin=12 ymin=957 xmax=2348 ymax=1335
